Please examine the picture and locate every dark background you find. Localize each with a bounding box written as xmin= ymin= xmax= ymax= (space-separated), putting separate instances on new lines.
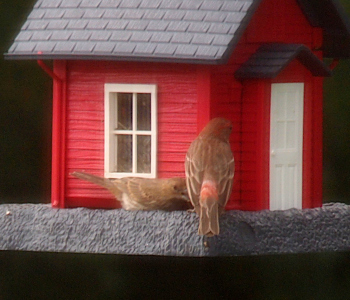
xmin=2 ymin=1 xmax=350 ymax=299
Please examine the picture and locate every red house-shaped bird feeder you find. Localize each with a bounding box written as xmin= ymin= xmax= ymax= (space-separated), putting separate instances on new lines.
xmin=6 ymin=0 xmax=350 ymax=211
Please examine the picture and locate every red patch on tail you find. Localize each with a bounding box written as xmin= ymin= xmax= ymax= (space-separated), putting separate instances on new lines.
xmin=200 ymin=180 xmax=218 ymax=202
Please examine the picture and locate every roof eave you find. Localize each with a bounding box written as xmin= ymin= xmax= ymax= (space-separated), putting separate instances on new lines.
xmin=4 ymin=52 xmax=228 ymax=65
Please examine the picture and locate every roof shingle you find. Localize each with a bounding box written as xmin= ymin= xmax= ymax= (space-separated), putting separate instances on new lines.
xmin=5 ymin=0 xmax=257 ymax=63
xmin=5 ymin=0 xmax=350 ymax=62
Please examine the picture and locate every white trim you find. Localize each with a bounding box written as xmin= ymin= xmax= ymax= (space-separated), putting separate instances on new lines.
xmin=104 ymin=83 xmax=157 ymax=178
xmin=270 ymin=83 xmax=304 ymax=210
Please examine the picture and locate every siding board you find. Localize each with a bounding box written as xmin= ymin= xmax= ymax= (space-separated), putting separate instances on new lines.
xmin=65 ymin=61 xmax=198 ymax=202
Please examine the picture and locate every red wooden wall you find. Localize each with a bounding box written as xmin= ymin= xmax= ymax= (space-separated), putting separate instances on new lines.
xmin=52 ymin=0 xmax=325 ymax=210
xmin=209 ymin=0 xmax=324 ymax=210
xmin=61 ymin=61 xmax=204 ymax=208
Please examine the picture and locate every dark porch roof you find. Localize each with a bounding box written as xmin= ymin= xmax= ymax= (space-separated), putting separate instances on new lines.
xmin=4 ymin=0 xmax=350 ymax=63
xmin=235 ymin=43 xmax=332 ymax=79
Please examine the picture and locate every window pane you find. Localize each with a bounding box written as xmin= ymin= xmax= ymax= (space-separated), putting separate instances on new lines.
xmin=116 ymin=93 xmax=132 ymax=130
xmin=137 ymin=135 xmax=151 ymax=173
xmin=137 ymin=93 xmax=151 ymax=131
xmin=115 ymin=135 xmax=132 ymax=172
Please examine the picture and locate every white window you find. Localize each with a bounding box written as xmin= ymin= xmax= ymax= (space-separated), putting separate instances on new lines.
xmin=104 ymin=84 xmax=157 ymax=178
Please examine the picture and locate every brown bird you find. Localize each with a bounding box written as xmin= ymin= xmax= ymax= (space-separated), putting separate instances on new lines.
xmin=71 ymin=171 xmax=192 ymax=211
xmin=185 ymin=117 xmax=234 ymax=236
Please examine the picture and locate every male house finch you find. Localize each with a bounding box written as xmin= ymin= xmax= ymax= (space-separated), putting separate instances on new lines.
xmin=71 ymin=172 xmax=191 ymax=211
xmin=185 ymin=118 xmax=234 ymax=236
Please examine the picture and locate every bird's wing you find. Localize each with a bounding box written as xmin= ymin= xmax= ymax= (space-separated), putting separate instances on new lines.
xmin=219 ymin=157 xmax=235 ymax=209
xmin=110 ymin=178 xmax=153 ymax=210
xmin=185 ymin=140 xmax=205 ymax=210
xmin=123 ymin=178 xmax=156 ymax=203
xmin=212 ymin=143 xmax=235 ymax=209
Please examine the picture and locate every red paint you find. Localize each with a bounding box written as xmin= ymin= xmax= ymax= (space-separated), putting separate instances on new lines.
xmin=310 ymin=76 xmax=324 ymax=208
xmin=49 ymin=0 xmax=327 ymax=210
xmin=196 ymin=65 xmax=212 ymax=133
xmin=235 ymin=79 xmax=271 ymax=211
xmin=51 ymin=60 xmax=67 ymax=208
xmin=65 ymin=197 xmax=119 ymax=209
xmin=37 ymin=60 xmax=62 ymax=82
xmin=63 ymin=61 xmax=198 ymax=206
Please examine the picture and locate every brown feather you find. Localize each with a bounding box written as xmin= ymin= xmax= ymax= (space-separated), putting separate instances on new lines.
xmin=71 ymin=172 xmax=192 ymax=211
xmin=199 ymin=197 xmax=219 ymax=236
xmin=185 ymin=117 xmax=234 ymax=236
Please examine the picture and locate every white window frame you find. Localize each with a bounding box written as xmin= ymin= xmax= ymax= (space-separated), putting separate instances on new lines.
xmin=104 ymin=83 xmax=157 ymax=178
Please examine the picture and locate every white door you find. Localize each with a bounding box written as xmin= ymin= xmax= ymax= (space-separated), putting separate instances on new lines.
xmin=270 ymin=83 xmax=304 ymax=210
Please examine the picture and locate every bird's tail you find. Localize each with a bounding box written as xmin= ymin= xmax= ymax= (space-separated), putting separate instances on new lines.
xmin=199 ymin=181 xmax=220 ymax=237
xmin=71 ymin=171 xmax=118 ymax=195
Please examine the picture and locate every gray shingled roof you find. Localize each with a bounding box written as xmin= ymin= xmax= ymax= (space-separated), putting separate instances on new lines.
xmin=235 ymin=43 xmax=332 ymax=79
xmin=5 ymin=0 xmax=350 ymax=63
xmin=5 ymin=0 xmax=260 ymax=64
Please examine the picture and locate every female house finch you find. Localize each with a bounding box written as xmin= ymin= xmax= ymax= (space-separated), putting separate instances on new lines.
xmin=185 ymin=118 xmax=234 ymax=236
xmin=71 ymin=172 xmax=191 ymax=211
